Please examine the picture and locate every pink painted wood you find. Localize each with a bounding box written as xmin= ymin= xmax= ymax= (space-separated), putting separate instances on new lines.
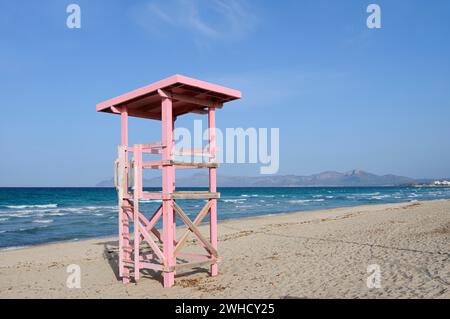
xmin=161 ymin=96 xmax=175 ymax=288
xmin=208 ymin=107 xmax=218 ymax=276
xmin=98 ymin=75 xmax=241 ymax=288
xmin=120 ymin=107 xmax=130 ymax=284
xmin=133 ymin=144 xmax=142 ymax=281
xmin=96 ymin=74 xmax=241 ymax=118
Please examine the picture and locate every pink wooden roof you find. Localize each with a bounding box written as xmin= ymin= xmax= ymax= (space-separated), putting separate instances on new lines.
xmin=96 ymin=74 xmax=241 ymax=120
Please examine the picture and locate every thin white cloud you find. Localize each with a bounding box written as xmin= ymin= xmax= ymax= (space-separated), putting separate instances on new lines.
xmin=183 ymin=0 xmax=219 ymax=38
xmin=208 ymin=68 xmax=348 ymax=108
xmin=141 ymin=0 xmax=257 ymax=40
xmin=147 ymin=3 xmax=175 ymax=25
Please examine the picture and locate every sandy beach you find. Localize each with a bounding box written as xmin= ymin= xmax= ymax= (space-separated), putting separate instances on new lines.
xmin=0 ymin=200 xmax=449 ymax=299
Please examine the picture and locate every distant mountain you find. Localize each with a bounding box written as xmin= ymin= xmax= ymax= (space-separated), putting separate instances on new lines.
xmin=96 ymin=170 xmax=416 ymax=187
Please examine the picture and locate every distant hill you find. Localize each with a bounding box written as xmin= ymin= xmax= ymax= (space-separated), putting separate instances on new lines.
xmin=96 ymin=169 xmax=416 ymax=187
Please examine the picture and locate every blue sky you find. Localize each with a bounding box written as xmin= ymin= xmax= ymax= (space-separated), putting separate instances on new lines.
xmin=1 ymin=0 xmax=449 ymax=186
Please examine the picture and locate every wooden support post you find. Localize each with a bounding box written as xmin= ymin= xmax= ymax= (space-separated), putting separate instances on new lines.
xmin=119 ymin=107 xmax=131 ymax=284
xmin=172 ymin=117 xmax=177 ymax=261
xmin=133 ymin=144 xmax=142 ymax=281
xmin=208 ymin=107 xmax=218 ymax=276
xmin=162 ymin=96 xmax=175 ymax=288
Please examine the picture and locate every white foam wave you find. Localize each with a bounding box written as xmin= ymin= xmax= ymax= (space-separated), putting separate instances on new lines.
xmin=0 ymin=245 xmax=30 ymax=251
xmin=289 ymin=198 xmax=325 ymax=204
xmin=288 ymin=199 xmax=311 ymax=204
xmin=84 ymin=206 xmax=118 ymax=210
xmin=62 ymin=208 xmax=85 ymax=213
xmin=236 ymin=205 xmax=256 ymax=208
xmin=46 ymin=212 xmax=67 ymax=216
xmin=221 ymin=199 xmax=247 ymax=203
xmin=371 ymin=195 xmax=391 ymax=200
xmin=32 ymin=219 xmax=54 ymax=224
xmin=5 ymin=204 xmax=58 ymax=209
xmin=3 ymin=213 xmax=32 ymax=218
xmin=60 ymin=206 xmax=116 ymax=214
xmin=16 ymin=209 xmax=53 ymax=214
xmin=358 ymin=192 xmax=381 ymax=196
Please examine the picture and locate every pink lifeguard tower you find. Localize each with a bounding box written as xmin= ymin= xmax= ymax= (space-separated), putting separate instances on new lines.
xmin=97 ymin=75 xmax=241 ymax=287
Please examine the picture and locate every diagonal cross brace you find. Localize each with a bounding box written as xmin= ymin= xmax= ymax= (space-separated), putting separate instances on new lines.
xmin=173 ymin=201 xmax=218 ymax=258
xmin=138 ymin=205 xmax=177 ymax=246
xmin=138 ymin=222 xmax=165 ymax=263
xmin=123 ymin=202 xmax=163 ymax=242
xmin=174 ymin=201 xmax=212 ymax=256
xmin=139 ymin=205 xmax=163 ymax=242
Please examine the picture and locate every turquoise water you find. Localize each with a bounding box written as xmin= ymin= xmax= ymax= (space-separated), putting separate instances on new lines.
xmin=1 ymin=187 xmax=449 ymax=248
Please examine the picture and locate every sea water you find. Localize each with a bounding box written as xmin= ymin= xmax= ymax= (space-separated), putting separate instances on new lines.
xmin=1 ymin=186 xmax=449 ymax=248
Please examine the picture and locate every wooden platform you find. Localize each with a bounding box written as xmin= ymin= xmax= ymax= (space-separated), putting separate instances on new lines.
xmin=164 ymin=160 xmax=219 ymax=168
xmin=142 ymin=160 xmax=219 ymax=169
xmin=140 ymin=191 xmax=220 ymax=200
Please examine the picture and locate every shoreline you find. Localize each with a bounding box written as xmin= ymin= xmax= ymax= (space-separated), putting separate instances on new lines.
xmin=1 ymin=199 xmax=449 ymax=298
xmin=1 ymin=198 xmax=447 ymax=252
